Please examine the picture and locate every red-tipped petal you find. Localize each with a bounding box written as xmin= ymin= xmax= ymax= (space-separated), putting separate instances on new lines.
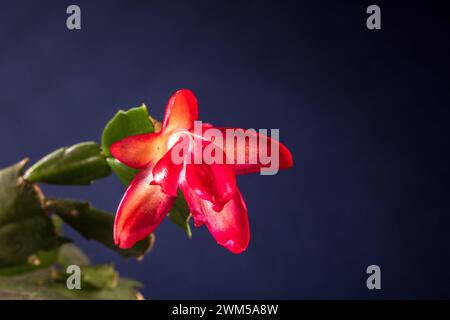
xmin=162 ymin=89 xmax=199 ymax=133
xmin=110 ymin=133 xmax=167 ymax=169
xmin=213 ymin=127 xmax=293 ymax=175
xmin=114 ymin=167 xmax=175 ymax=248
xmin=151 ymin=141 xmax=184 ymax=197
xmin=185 ymin=160 xmax=237 ymax=211
xmin=181 ymin=183 xmax=250 ymax=254
xmin=205 ymin=190 xmax=250 ymax=254
xmin=180 ymin=182 xmax=207 ymax=227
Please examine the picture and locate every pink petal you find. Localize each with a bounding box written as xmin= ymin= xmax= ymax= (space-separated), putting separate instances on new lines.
xmin=185 ymin=160 xmax=237 ymax=211
xmin=179 ymin=183 xmax=207 ymax=227
xmin=110 ymin=133 xmax=167 ymax=169
xmin=151 ymin=140 xmax=184 ymax=197
xmin=162 ymin=89 xmax=199 ymax=133
xmin=214 ymin=127 xmax=294 ymax=175
xmin=181 ymin=183 xmax=250 ymax=254
xmin=114 ymin=167 xmax=175 ymax=248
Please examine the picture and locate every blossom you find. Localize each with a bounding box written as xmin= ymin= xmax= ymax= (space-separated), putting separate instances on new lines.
xmin=110 ymin=89 xmax=293 ymax=253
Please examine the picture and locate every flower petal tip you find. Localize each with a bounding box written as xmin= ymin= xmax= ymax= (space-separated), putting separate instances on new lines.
xmin=162 ymin=89 xmax=199 ymax=132
xmin=280 ymin=143 xmax=294 ymax=170
xmin=114 ymin=228 xmax=142 ymax=249
xmin=223 ymin=240 xmax=248 ymax=254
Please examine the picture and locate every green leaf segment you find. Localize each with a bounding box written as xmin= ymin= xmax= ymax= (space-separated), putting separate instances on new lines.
xmin=24 ymin=142 xmax=111 ymax=185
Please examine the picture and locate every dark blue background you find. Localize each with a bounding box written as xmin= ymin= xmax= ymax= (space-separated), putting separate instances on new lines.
xmin=1 ymin=0 xmax=450 ymax=299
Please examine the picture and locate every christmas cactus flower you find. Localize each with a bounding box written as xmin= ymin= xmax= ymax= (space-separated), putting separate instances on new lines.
xmin=110 ymin=89 xmax=293 ymax=253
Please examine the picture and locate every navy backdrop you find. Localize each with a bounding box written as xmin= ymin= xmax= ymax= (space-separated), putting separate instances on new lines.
xmin=0 ymin=0 xmax=450 ymax=299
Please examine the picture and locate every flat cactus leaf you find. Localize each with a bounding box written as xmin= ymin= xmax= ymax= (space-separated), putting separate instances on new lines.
xmin=0 ymin=160 xmax=67 ymax=269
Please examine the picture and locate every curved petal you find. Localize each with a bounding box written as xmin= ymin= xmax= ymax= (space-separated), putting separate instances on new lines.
xmin=179 ymin=182 xmax=207 ymax=227
xmin=185 ymin=161 xmax=237 ymax=211
xmin=181 ymin=182 xmax=250 ymax=254
xmin=212 ymin=127 xmax=293 ymax=175
xmin=151 ymin=140 xmax=185 ymax=197
xmin=162 ymin=89 xmax=199 ymax=133
xmin=204 ymin=190 xmax=250 ymax=254
xmin=114 ymin=167 xmax=175 ymax=248
xmin=110 ymin=133 xmax=166 ymax=169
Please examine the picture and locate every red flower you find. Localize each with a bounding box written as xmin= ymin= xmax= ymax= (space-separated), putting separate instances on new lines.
xmin=110 ymin=89 xmax=293 ymax=254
